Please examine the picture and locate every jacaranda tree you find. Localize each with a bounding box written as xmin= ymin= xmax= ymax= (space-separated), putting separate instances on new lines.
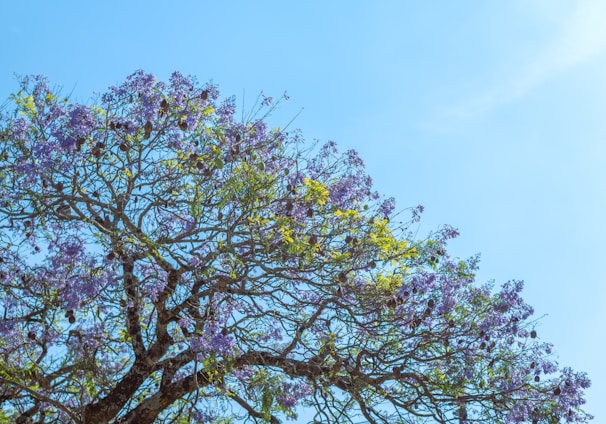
xmin=0 ymin=71 xmax=591 ymax=423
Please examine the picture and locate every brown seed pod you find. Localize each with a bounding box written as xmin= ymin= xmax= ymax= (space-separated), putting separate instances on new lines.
xmin=92 ymin=143 xmax=104 ymax=158
xmin=144 ymin=120 xmax=153 ymax=139
xmin=179 ymin=120 xmax=188 ymax=131
xmin=76 ymin=137 xmax=85 ymax=151
xmin=534 ymin=375 xmax=540 ymax=382
xmin=201 ymin=90 xmax=209 ymax=101
xmin=530 ymin=330 xmax=537 ymax=338
xmin=216 ymin=276 xmax=228 ymax=289
xmin=393 ymin=366 xmax=402 ymax=378
xmin=68 ymin=315 xmax=76 ymax=324
xmin=338 ymin=272 xmax=347 ymax=283
xmin=27 ymin=331 xmax=36 ymax=340
xmin=159 ymin=99 xmax=169 ymax=114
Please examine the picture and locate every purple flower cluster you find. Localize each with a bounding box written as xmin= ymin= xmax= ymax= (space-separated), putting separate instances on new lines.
xmin=276 ymin=381 xmax=312 ymax=409
xmin=190 ymin=322 xmax=237 ymax=359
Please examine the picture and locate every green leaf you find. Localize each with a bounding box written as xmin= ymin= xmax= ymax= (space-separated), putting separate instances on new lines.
xmin=261 ymin=387 xmax=274 ymax=421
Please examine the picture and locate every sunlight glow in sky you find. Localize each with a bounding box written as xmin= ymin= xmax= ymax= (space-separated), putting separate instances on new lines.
xmin=445 ymin=0 xmax=606 ymax=120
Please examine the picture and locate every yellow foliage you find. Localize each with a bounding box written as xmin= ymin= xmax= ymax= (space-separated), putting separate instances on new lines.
xmin=328 ymin=250 xmax=350 ymax=263
xmin=374 ymin=271 xmax=404 ymax=292
xmin=303 ymin=178 xmax=329 ymax=206
xmin=333 ymin=209 xmax=359 ymax=220
xmin=91 ymin=106 xmax=106 ymax=116
xmin=368 ymin=218 xmax=403 ymax=257
xmin=278 ymin=225 xmax=295 ymax=244
xmin=247 ymin=215 xmax=271 ymax=227
xmin=15 ymin=94 xmax=36 ymax=117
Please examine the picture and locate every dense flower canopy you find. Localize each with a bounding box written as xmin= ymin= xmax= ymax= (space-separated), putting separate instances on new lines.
xmin=0 ymin=71 xmax=591 ymax=423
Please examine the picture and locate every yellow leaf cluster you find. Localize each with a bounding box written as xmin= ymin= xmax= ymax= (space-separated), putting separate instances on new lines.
xmin=303 ymin=178 xmax=329 ymax=206
xmin=368 ymin=217 xmax=410 ymax=260
xmin=15 ymin=94 xmax=36 ymax=117
xmin=333 ymin=209 xmax=359 ymax=220
xmin=373 ymin=271 xmax=404 ymax=292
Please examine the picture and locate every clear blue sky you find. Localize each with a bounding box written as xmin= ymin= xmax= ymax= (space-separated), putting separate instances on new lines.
xmin=1 ymin=1 xmax=604 ymax=420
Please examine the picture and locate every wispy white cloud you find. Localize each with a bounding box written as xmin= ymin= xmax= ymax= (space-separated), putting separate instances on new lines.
xmin=446 ymin=0 xmax=606 ymax=120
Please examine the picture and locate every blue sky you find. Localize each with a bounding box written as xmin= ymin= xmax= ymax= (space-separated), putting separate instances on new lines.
xmin=1 ymin=1 xmax=604 ymax=420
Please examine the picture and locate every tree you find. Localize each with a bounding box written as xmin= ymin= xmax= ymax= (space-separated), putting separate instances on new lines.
xmin=0 ymin=71 xmax=591 ymax=424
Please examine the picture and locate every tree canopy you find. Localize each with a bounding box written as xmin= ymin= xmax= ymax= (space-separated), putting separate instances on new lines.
xmin=0 ymin=71 xmax=591 ymax=423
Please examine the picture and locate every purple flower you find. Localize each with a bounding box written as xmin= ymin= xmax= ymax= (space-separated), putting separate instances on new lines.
xmin=261 ymin=94 xmax=273 ymax=107
xmin=277 ymin=381 xmax=312 ymax=409
xmin=411 ymin=204 xmax=424 ymax=222
xmin=379 ymin=197 xmax=396 ymax=218
xmin=344 ymin=149 xmax=364 ymax=168
xmin=68 ymin=105 xmax=95 ymax=137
